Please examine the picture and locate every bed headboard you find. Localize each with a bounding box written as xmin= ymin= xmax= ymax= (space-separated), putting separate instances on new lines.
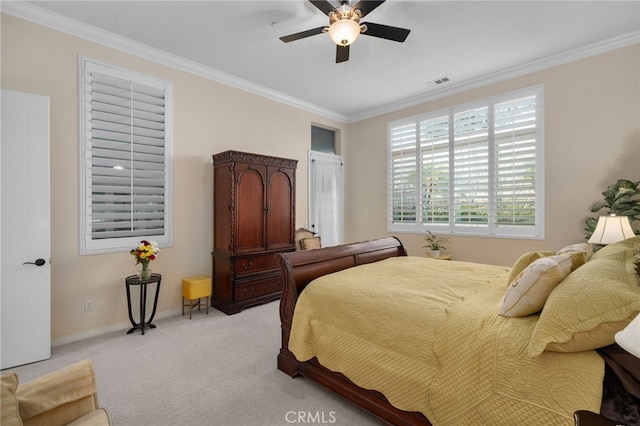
xmin=278 ymin=236 xmax=407 ymax=296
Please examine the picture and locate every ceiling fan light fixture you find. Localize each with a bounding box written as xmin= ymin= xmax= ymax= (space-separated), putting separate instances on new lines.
xmin=328 ymin=19 xmax=361 ymax=46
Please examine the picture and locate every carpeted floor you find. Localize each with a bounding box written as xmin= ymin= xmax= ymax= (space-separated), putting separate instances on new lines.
xmin=3 ymin=301 xmax=384 ymax=426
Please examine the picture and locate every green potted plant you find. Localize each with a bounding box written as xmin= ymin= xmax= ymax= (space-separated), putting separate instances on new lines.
xmin=585 ymin=179 xmax=640 ymax=241
xmin=423 ymin=230 xmax=449 ymax=258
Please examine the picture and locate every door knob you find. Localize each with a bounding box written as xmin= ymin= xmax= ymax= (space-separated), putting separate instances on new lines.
xmin=23 ymin=258 xmax=46 ymax=266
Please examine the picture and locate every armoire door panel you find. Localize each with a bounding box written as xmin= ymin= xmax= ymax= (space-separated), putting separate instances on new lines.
xmin=267 ymin=170 xmax=294 ymax=249
xmin=236 ymin=168 xmax=266 ymax=252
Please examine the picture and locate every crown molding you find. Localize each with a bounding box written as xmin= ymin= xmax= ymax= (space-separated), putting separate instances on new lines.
xmin=349 ymin=30 xmax=640 ymax=123
xmin=0 ymin=1 xmax=349 ymax=123
xmin=2 ymin=1 xmax=637 ymax=124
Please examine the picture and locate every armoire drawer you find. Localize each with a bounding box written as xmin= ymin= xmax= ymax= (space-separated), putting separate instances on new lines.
xmin=234 ymin=275 xmax=282 ymax=301
xmin=233 ymin=253 xmax=280 ymax=277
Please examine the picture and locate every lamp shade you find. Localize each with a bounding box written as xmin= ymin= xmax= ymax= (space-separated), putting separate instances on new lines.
xmin=615 ymin=313 xmax=640 ymax=358
xmin=328 ymin=19 xmax=360 ymax=46
xmin=587 ymin=214 xmax=635 ymax=245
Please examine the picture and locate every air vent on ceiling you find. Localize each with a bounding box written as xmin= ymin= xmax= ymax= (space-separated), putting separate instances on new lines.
xmin=425 ymin=76 xmax=451 ymax=88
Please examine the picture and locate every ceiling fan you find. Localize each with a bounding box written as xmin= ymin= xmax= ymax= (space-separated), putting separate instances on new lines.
xmin=279 ymin=0 xmax=410 ymax=63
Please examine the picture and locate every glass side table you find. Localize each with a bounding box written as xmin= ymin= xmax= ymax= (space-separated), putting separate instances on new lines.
xmin=125 ymin=273 xmax=161 ymax=335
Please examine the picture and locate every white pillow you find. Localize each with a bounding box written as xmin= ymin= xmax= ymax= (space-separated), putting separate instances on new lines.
xmin=498 ymin=254 xmax=573 ymax=317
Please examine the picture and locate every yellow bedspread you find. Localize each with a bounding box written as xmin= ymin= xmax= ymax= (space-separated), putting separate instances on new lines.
xmin=289 ymin=256 xmax=604 ymax=426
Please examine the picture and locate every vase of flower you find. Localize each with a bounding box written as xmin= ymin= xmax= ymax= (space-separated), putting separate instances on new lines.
xmin=139 ymin=261 xmax=151 ymax=280
xmin=130 ymin=240 xmax=159 ymax=280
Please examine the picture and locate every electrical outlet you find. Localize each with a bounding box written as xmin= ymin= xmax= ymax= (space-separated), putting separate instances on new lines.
xmin=84 ymin=299 xmax=94 ymax=312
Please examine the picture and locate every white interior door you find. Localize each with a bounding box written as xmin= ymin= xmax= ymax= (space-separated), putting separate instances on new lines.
xmin=308 ymin=151 xmax=344 ymax=247
xmin=1 ymin=89 xmax=51 ymax=369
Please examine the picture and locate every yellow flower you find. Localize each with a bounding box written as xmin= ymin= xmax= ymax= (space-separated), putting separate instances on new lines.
xmin=130 ymin=240 xmax=159 ymax=265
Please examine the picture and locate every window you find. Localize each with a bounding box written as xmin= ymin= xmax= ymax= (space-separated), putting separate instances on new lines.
xmin=388 ymin=85 xmax=543 ymax=239
xmin=311 ymin=125 xmax=336 ymax=154
xmin=79 ymin=57 xmax=173 ymax=254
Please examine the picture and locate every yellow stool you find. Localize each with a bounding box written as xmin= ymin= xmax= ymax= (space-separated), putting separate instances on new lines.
xmin=182 ymin=276 xmax=212 ymax=319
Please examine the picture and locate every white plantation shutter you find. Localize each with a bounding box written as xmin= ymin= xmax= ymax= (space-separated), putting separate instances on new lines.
xmin=494 ymin=95 xmax=538 ymax=230
xmin=80 ymin=58 xmax=173 ymax=254
xmin=420 ymin=116 xmax=449 ymax=223
xmin=388 ymin=85 xmax=543 ymax=239
xmin=389 ymin=120 xmax=418 ymax=224
xmin=453 ymin=107 xmax=489 ymax=228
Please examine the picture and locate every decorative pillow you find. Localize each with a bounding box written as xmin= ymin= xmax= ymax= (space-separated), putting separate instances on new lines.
xmin=499 ymin=255 xmax=573 ymax=317
xmin=557 ymin=242 xmax=593 ymax=271
xmin=557 ymin=242 xmax=593 ymax=260
xmin=1 ymin=373 xmax=22 ymax=426
xmin=16 ymin=359 xmax=97 ymax=423
xmin=590 ymin=236 xmax=638 ymax=261
xmin=544 ymin=313 xmax=638 ymax=353
xmin=506 ymin=251 xmax=556 ymax=285
xmin=562 ymin=251 xmax=589 ymax=272
xmin=301 ymin=237 xmax=321 ymax=250
xmin=529 ymin=237 xmax=640 ymax=356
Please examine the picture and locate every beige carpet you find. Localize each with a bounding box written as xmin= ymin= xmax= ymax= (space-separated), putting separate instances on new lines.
xmin=3 ymin=301 xmax=384 ymax=426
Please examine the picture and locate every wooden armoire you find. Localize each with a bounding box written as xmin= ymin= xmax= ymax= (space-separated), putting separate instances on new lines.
xmin=211 ymin=150 xmax=297 ymax=314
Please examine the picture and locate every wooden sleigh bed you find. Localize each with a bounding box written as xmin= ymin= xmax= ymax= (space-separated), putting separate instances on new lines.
xmin=276 ymin=237 xmax=640 ymax=426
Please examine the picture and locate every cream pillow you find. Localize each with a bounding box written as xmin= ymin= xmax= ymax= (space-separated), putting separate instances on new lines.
xmin=529 ymin=236 xmax=640 ymax=356
xmin=506 ymin=251 xmax=556 ymax=285
xmin=557 ymin=242 xmax=593 ymax=271
xmin=301 ymin=237 xmax=321 ymax=250
xmin=557 ymin=242 xmax=593 ymax=259
xmin=499 ymin=254 xmax=573 ymax=317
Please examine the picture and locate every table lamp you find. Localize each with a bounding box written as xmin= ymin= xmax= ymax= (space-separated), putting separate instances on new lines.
xmin=588 ymin=214 xmax=635 ymax=245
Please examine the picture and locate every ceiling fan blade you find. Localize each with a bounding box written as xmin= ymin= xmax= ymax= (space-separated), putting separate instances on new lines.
xmin=361 ymin=22 xmax=410 ymax=42
xmin=351 ymin=0 xmax=386 ymax=18
xmin=279 ymin=26 xmax=326 ymax=43
xmin=308 ymin=0 xmax=337 ymax=16
xmin=336 ymin=45 xmax=350 ymax=63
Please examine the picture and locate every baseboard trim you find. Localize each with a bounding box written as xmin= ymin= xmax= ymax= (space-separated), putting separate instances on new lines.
xmin=51 ymin=307 xmax=183 ymax=347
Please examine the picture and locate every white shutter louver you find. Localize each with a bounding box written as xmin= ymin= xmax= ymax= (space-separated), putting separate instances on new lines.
xmin=80 ymin=58 xmax=172 ymax=254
